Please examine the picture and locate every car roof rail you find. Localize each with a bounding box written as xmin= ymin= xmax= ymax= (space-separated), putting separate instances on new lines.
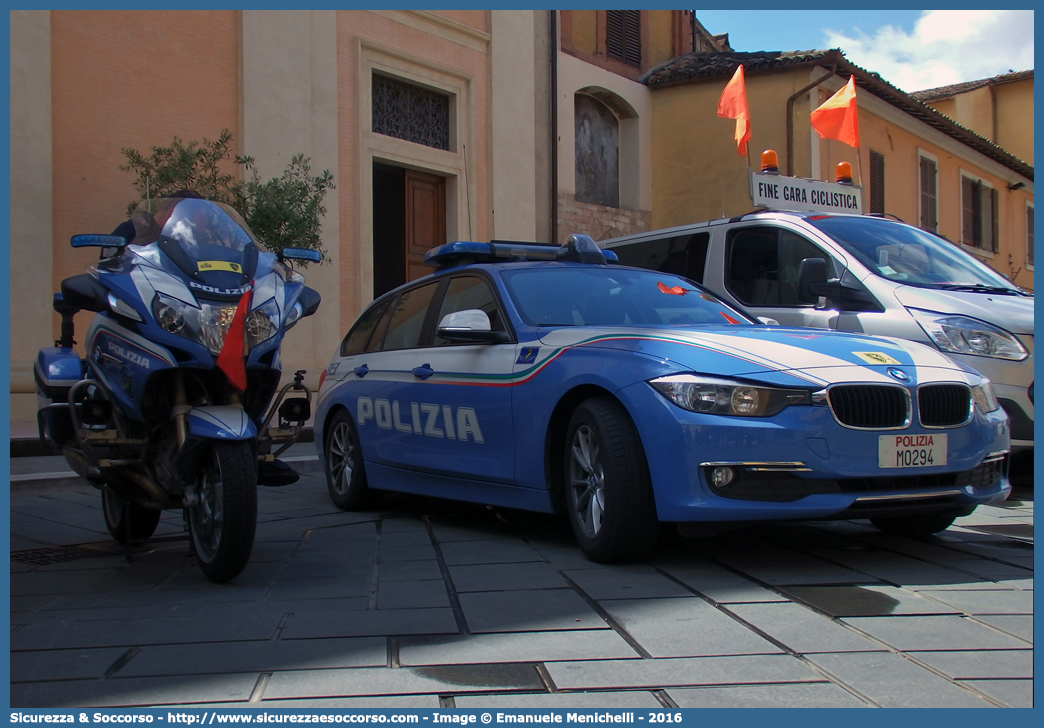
xmin=424 ymin=236 xmax=618 ymax=270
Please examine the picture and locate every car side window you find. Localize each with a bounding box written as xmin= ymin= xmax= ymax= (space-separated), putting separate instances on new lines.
xmin=433 ymin=276 xmax=507 ymax=346
xmin=726 ymin=227 xmax=828 ymax=307
xmin=612 ymin=233 xmax=709 ymax=284
xmin=340 ymin=300 xmax=390 ymax=357
xmin=379 ymin=282 xmax=440 ymax=351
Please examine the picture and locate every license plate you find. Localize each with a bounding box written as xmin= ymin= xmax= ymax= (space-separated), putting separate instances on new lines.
xmin=879 ymin=433 xmax=947 ymax=468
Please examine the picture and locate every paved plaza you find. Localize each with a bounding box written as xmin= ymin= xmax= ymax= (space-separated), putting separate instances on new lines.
xmin=9 ymin=449 xmax=1034 ymax=709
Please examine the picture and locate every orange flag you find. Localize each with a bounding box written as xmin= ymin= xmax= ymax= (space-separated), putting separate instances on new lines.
xmin=811 ymin=75 xmax=860 ymax=147
xmin=216 ymin=290 xmax=251 ymax=392
xmin=717 ymin=65 xmax=751 ymax=156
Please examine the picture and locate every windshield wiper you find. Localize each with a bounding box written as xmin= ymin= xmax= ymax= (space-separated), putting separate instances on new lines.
xmin=937 ymin=283 xmax=1023 ymax=295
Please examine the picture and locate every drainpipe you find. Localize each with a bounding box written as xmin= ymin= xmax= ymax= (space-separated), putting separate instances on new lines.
xmin=550 ymin=9 xmax=559 ymax=244
xmin=786 ymin=51 xmax=840 ymax=176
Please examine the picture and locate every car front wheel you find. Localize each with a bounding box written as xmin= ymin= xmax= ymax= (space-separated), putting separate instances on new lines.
xmin=564 ymin=397 xmax=659 ymax=563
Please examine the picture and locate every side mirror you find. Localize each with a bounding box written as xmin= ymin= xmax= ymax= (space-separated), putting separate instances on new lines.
xmin=437 ymin=309 xmax=510 ymax=344
xmin=797 ymin=257 xmax=840 ymax=304
xmin=71 ymin=234 xmax=126 ymax=249
xmin=280 ymin=248 xmax=322 ymax=263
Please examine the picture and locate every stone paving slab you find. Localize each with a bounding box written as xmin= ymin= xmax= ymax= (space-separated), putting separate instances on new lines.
xmin=458 ymin=588 xmax=608 ymax=633
xmin=11 ymin=646 xmax=132 ymax=682
xmin=599 ymin=597 xmax=784 ymax=657
xmin=907 ymin=649 xmax=1034 ymax=679
xmin=652 ymin=558 xmax=789 ymax=604
xmin=778 ymin=584 xmax=962 ymax=616
xmin=666 ymin=682 xmax=869 ymax=708
xmin=805 ymin=651 xmax=1000 ymax=707
xmin=117 ymin=637 xmax=389 ymax=677
xmin=916 ymin=588 xmax=1035 ymax=614
xmin=564 ymin=565 xmax=694 ymax=600
xmin=279 ymin=607 xmax=459 ymax=640
xmin=449 ymin=561 xmax=568 ymax=592
xmin=10 ymin=673 xmax=260 ymax=708
xmin=454 ymin=692 xmax=664 ymax=708
xmin=544 ymin=654 xmax=822 ymax=690
xmin=840 ymin=614 xmax=1031 ymax=651
xmin=398 ymin=630 xmax=641 ymax=666
xmin=972 ymin=615 xmax=1033 ymax=642
xmin=263 ymin=664 xmax=545 ymax=700
xmin=958 ymin=679 xmax=1034 ymax=708
xmin=724 ymin=602 xmax=886 ymax=654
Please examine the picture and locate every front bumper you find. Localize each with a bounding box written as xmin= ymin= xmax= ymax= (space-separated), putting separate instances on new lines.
xmin=618 ymin=381 xmax=1012 ymax=523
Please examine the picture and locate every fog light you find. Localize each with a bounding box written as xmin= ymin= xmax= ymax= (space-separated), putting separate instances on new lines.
xmin=710 ymin=466 xmax=735 ymax=489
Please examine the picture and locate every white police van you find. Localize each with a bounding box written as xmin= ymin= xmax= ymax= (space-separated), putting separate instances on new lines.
xmin=600 ymin=166 xmax=1034 ymax=457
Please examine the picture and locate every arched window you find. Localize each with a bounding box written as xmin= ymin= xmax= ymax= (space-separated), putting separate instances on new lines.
xmin=574 ymin=94 xmax=620 ymax=208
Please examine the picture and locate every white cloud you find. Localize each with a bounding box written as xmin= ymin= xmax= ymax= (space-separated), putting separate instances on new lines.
xmin=823 ymin=10 xmax=1034 ymax=92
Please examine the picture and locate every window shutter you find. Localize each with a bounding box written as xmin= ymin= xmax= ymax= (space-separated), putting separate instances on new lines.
xmin=606 ymin=10 xmax=641 ymax=66
xmin=869 ymin=151 xmax=885 ymax=215
xmin=1028 ymin=206 xmax=1034 ymax=267
xmin=961 ymin=176 xmax=975 ymax=245
xmin=990 ymin=187 xmax=1000 ymax=253
xmin=919 ymin=158 xmax=937 ymax=232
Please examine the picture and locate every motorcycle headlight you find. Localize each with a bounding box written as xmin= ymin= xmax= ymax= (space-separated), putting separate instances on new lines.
xmin=971 ymin=378 xmax=1001 ymax=413
xmin=909 ymin=309 xmax=1028 ymax=361
xmin=649 ymin=374 xmax=811 ymax=416
xmin=245 ymin=300 xmax=278 ymax=349
xmin=199 ymin=303 xmax=240 ymax=354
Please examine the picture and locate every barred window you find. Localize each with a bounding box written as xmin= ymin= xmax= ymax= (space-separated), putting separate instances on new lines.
xmin=372 ymin=74 xmax=450 ymax=151
xmin=919 ymin=157 xmax=937 ymax=232
xmin=606 ymin=10 xmax=641 ymax=66
xmin=869 ymin=150 xmax=885 ymax=215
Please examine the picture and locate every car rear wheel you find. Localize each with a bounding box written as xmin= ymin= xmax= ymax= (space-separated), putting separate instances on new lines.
xmin=325 ymin=409 xmax=379 ymax=510
xmin=870 ymin=510 xmax=960 ymax=537
xmin=564 ymin=397 xmax=659 ymax=563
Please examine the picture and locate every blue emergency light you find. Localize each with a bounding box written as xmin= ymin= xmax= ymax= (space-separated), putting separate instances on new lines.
xmin=424 ymin=234 xmax=617 ymax=269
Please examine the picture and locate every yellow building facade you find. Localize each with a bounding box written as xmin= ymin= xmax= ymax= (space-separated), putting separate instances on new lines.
xmin=644 ymin=51 xmax=1034 ymax=293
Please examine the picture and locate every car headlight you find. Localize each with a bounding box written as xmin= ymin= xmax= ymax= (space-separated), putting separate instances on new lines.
xmin=649 ymin=374 xmax=811 ymax=416
xmin=971 ymin=378 xmax=1001 ymax=413
xmin=909 ymin=309 xmax=1028 ymax=361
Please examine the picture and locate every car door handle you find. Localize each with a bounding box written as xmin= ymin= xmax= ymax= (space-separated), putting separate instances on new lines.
xmin=411 ymin=364 xmax=434 ymax=380
xmin=353 ymin=364 xmax=369 ymax=378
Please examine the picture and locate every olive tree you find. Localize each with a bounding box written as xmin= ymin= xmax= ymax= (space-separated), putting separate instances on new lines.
xmin=120 ymin=129 xmax=334 ymax=264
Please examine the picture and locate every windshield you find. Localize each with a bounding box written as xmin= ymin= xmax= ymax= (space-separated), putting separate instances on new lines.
xmin=124 ymin=197 xmax=259 ymax=281
xmin=807 ymin=215 xmax=1021 ymax=292
xmin=502 ymin=266 xmax=757 ymax=327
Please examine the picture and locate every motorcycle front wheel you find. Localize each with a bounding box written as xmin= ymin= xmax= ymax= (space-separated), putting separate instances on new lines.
xmin=188 ymin=440 xmax=257 ymax=583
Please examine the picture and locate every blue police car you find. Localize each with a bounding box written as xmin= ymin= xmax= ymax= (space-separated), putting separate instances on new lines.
xmin=314 ymin=235 xmax=1011 ymax=562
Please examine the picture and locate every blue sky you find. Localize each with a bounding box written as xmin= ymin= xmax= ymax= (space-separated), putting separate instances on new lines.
xmin=692 ymin=9 xmax=1035 ymax=92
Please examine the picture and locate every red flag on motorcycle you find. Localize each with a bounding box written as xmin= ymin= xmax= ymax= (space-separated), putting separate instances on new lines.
xmin=217 ymin=290 xmax=251 ymax=392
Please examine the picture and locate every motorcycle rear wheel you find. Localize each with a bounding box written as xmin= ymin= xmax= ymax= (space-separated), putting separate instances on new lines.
xmin=188 ymin=441 xmax=257 ymax=583
xmin=102 ymin=488 xmax=161 ymax=544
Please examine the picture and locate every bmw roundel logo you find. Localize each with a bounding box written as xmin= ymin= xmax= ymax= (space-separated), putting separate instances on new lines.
xmin=887 ymin=367 xmax=911 ymax=382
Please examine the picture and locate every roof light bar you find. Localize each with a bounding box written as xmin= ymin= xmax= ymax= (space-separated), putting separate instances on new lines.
xmin=424 ymin=236 xmax=618 ymax=269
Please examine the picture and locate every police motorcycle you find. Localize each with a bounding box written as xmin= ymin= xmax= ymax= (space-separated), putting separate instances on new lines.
xmin=35 ymin=197 xmax=321 ymax=582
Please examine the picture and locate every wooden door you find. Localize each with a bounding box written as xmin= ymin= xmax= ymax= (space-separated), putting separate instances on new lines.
xmin=404 ymin=170 xmax=446 ymax=283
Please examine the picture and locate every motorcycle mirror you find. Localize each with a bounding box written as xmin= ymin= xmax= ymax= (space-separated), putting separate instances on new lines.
xmin=280 ymin=248 xmax=322 ymax=263
xmin=71 ymin=234 xmax=127 ymax=249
